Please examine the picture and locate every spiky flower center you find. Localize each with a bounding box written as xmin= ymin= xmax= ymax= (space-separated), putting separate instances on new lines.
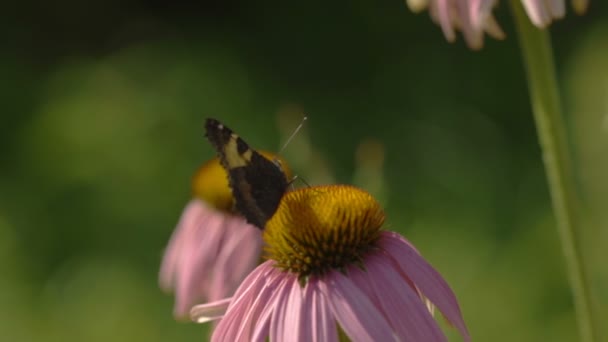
xmin=263 ymin=185 xmax=385 ymax=280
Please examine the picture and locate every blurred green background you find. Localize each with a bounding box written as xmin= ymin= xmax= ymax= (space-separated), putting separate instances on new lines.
xmin=2 ymin=1 xmax=607 ymax=341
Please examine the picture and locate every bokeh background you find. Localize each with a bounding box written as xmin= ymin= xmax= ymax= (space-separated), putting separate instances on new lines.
xmin=2 ymin=1 xmax=607 ymax=341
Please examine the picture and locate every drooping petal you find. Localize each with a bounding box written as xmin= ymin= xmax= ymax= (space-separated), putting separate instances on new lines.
xmin=521 ymin=0 xmax=566 ymax=28
xmin=455 ymin=0 xmax=484 ymax=50
xmin=233 ymin=266 xmax=287 ymax=342
xmin=160 ymin=200 xmax=225 ymax=316
xmin=548 ymin=0 xmax=566 ymax=19
xmin=269 ymin=275 xmax=302 ymax=342
xmin=468 ymin=0 xmax=495 ymax=29
xmin=207 ymin=218 xmax=262 ymax=300
xmin=206 ymin=296 xmax=249 ymax=341
xmin=177 ymin=214 xmax=226 ymax=302
xmin=425 ymin=0 xmax=505 ymax=49
xmin=285 ymin=279 xmax=310 ymax=342
xmin=380 ymin=232 xmax=470 ymax=340
xmin=190 ymin=297 xmax=232 ymax=323
xmin=211 ymin=263 xmax=277 ymax=342
xmin=306 ymin=279 xmax=339 ymax=342
xmin=250 ymin=268 xmax=288 ymax=342
xmin=521 ymin=0 xmax=551 ymax=27
xmin=319 ymin=271 xmax=396 ymax=342
xmin=484 ymin=15 xmax=506 ymax=40
xmin=435 ymin=0 xmax=457 ymax=42
xmin=159 ymin=200 xmax=208 ymax=291
xmin=364 ymin=254 xmax=448 ymax=342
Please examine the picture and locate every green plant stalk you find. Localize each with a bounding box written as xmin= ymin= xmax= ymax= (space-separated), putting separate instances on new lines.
xmin=510 ymin=1 xmax=597 ymax=342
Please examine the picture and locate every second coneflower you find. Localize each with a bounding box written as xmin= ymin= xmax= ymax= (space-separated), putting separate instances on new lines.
xmin=192 ymin=185 xmax=470 ymax=342
xmin=159 ymin=153 xmax=290 ymax=318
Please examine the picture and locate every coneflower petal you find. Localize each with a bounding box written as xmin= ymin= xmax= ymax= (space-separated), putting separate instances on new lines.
xmin=307 ymin=280 xmax=339 ymax=342
xmin=271 ymin=276 xmax=308 ymax=342
xmin=250 ymin=266 xmax=291 ymax=341
xmin=208 ymin=219 xmax=262 ymax=300
xmin=159 ymin=201 xmax=206 ymax=292
xmin=548 ymin=0 xmax=565 ymax=18
xmin=250 ymin=281 xmax=281 ymax=341
xmin=321 ymin=270 xmax=396 ymax=341
xmin=436 ymin=0 xmax=456 ymax=42
xmin=365 ymin=254 xmax=448 ymax=342
xmin=269 ymin=274 xmax=300 ymax=341
xmin=189 ymin=297 xmax=232 ymax=323
xmin=520 ymin=0 xmax=565 ymax=28
xmin=225 ymin=260 xmax=274 ymax=311
xmin=233 ymin=268 xmax=287 ymax=341
xmin=211 ymin=264 xmax=276 ymax=342
xmin=164 ymin=201 xmax=224 ymax=316
xmin=381 ymin=232 xmax=470 ymax=341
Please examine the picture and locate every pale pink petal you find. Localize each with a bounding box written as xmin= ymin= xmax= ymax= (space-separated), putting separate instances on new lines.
xmin=160 ymin=200 xmax=222 ymax=316
xmin=456 ymin=0 xmax=483 ymax=50
xmin=469 ymin=0 xmax=495 ymax=29
xmin=211 ymin=263 xmax=278 ymax=342
xmin=435 ymin=0 xmax=457 ymax=42
xmin=284 ymin=279 xmax=309 ymax=342
xmin=380 ymin=232 xmax=470 ymax=340
xmin=223 ymin=221 xmax=263 ymax=285
xmin=207 ymin=218 xmax=263 ymax=300
xmin=548 ymin=0 xmax=565 ymax=19
xmin=234 ymin=266 xmax=287 ymax=342
xmin=485 ymin=15 xmax=506 ymax=40
xmin=364 ymin=254 xmax=447 ymax=342
xmin=319 ymin=271 xmax=395 ymax=342
xmin=427 ymin=0 xmax=504 ymax=50
xmin=174 ymin=215 xmax=223 ymax=311
xmin=190 ymin=297 xmax=232 ymax=323
xmin=307 ymin=280 xmax=338 ymax=342
xmin=159 ymin=199 xmax=264 ymax=318
xmin=269 ymin=275 xmax=301 ymax=342
xmin=211 ymin=300 xmax=251 ymax=342
xmin=250 ymin=268 xmax=288 ymax=342
xmin=522 ymin=0 xmax=551 ymax=27
xmin=159 ymin=200 xmax=208 ymax=291
xmin=223 ymin=261 xmax=275 ymax=313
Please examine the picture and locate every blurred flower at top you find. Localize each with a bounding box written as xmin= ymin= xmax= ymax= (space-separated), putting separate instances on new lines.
xmin=192 ymin=185 xmax=469 ymax=342
xmin=159 ymin=153 xmax=291 ymax=318
xmin=406 ymin=0 xmax=589 ymax=49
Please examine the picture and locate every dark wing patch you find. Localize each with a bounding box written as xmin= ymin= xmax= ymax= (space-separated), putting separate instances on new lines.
xmin=204 ymin=118 xmax=289 ymax=229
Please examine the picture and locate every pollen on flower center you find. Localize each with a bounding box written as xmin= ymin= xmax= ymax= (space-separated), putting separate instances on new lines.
xmin=263 ymin=185 xmax=385 ymax=279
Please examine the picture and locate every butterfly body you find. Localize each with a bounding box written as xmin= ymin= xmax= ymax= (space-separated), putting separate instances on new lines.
xmin=204 ymin=118 xmax=289 ymax=229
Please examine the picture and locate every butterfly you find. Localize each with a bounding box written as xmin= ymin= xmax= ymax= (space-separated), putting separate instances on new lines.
xmin=204 ymin=118 xmax=289 ymax=229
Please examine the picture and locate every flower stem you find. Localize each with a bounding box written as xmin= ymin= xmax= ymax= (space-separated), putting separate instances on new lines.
xmin=510 ymin=2 xmax=598 ymax=342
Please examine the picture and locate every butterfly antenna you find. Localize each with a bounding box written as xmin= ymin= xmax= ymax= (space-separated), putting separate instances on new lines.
xmin=279 ymin=116 xmax=307 ymax=155
xmin=287 ymin=174 xmax=312 ymax=189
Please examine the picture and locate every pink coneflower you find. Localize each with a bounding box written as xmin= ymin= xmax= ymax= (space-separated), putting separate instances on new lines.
xmin=159 ymin=154 xmax=291 ymax=318
xmin=192 ymin=185 xmax=470 ymax=341
xmin=406 ymin=0 xmax=589 ymax=49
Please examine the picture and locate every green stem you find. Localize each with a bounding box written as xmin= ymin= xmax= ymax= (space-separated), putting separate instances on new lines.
xmin=510 ymin=2 xmax=597 ymax=342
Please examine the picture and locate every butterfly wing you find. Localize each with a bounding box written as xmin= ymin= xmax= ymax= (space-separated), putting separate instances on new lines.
xmin=204 ymin=118 xmax=289 ymax=229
